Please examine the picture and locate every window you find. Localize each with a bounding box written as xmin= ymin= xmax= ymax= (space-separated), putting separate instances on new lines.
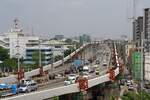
xmin=55 ymin=46 xmax=61 ymax=48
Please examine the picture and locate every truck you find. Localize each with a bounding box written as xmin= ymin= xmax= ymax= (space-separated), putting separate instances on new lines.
xmin=0 ymin=84 xmax=17 ymax=97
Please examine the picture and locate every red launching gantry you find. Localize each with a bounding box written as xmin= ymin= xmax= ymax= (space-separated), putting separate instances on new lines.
xmin=18 ymin=67 xmax=24 ymax=81
xmin=107 ymin=68 xmax=115 ymax=82
xmin=78 ymin=78 xmax=88 ymax=91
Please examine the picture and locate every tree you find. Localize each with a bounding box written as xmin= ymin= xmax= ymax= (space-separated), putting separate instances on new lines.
xmin=54 ymin=55 xmax=62 ymax=61
xmin=109 ymin=95 xmax=116 ymax=100
xmin=64 ymin=49 xmax=71 ymax=57
xmin=64 ymin=46 xmax=76 ymax=57
xmin=0 ymin=47 xmax=9 ymax=61
xmin=121 ymin=91 xmax=150 ymax=100
xmin=65 ymin=38 xmax=72 ymax=44
xmin=32 ymin=51 xmax=45 ymax=67
xmin=0 ymin=58 xmax=18 ymax=72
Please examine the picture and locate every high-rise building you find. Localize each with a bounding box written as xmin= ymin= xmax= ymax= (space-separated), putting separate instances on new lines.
xmin=133 ymin=17 xmax=143 ymax=47
xmin=144 ymin=8 xmax=150 ymax=52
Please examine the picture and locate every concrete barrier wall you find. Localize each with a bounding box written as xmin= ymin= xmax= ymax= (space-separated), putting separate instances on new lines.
xmin=4 ymin=84 xmax=79 ymax=100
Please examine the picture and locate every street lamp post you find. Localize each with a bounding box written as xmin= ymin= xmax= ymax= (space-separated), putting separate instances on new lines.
xmin=39 ymin=39 xmax=43 ymax=75
xmin=62 ymin=47 xmax=64 ymax=66
xmin=51 ymin=47 xmax=54 ymax=71
xmin=39 ymin=39 xmax=42 ymax=67
xmin=140 ymin=39 xmax=146 ymax=91
xmin=16 ymin=35 xmax=21 ymax=82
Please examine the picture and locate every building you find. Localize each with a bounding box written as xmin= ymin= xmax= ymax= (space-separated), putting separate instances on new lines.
xmin=125 ymin=42 xmax=136 ymax=61
xmin=24 ymin=46 xmax=52 ymax=65
xmin=79 ymin=34 xmax=91 ymax=44
xmin=0 ymin=19 xmax=39 ymax=59
xmin=42 ymin=40 xmax=69 ymax=56
xmin=144 ymin=8 xmax=150 ymax=52
xmin=133 ymin=17 xmax=143 ymax=47
xmin=144 ymin=52 xmax=150 ymax=81
xmin=54 ymin=35 xmax=64 ymax=40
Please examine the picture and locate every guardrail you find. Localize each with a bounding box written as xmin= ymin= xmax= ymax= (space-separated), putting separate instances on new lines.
xmin=3 ymin=67 xmax=119 ymax=100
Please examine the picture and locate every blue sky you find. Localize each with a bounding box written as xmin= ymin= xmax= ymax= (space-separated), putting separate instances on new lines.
xmin=0 ymin=0 xmax=150 ymax=39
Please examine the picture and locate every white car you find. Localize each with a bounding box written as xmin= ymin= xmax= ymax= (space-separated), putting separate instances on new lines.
xmin=126 ymin=80 xmax=132 ymax=86
xmin=83 ymin=73 xmax=90 ymax=79
xmin=64 ymin=74 xmax=77 ymax=85
xmin=128 ymin=85 xmax=134 ymax=90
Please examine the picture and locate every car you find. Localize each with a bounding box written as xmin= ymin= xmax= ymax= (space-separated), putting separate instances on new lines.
xmin=128 ymin=85 xmax=134 ymax=90
xmin=55 ymin=74 xmax=63 ymax=79
xmin=84 ymin=60 xmax=90 ymax=65
xmin=94 ymin=64 xmax=98 ymax=68
xmin=18 ymin=82 xmax=38 ymax=93
xmin=78 ymin=66 xmax=83 ymax=72
xmin=95 ymin=69 xmax=100 ymax=75
xmin=64 ymin=69 xmax=70 ymax=75
xmin=95 ymin=60 xmax=100 ymax=64
xmin=49 ymin=74 xmax=55 ymax=80
xmin=82 ymin=72 xmax=90 ymax=79
xmin=126 ymin=80 xmax=132 ymax=86
xmin=64 ymin=74 xmax=78 ymax=85
xmin=89 ymin=67 xmax=95 ymax=73
xmin=120 ymin=79 xmax=126 ymax=85
xmin=102 ymin=62 xmax=107 ymax=67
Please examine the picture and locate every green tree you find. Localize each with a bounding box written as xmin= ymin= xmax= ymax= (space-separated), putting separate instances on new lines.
xmin=64 ymin=49 xmax=71 ymax=57
xmin=0 ymin=58 xmax=18 ymax=72
xmin=65 ymin=38 xmax=72 ymax=44
xmin=54 ymin=55 xmax=62 ymax=61
xmin=121 ymin=91 xmax=150 ymax=100
xmin=109 ymin=95 xmax=116 ymax=100
xmin=0 ymin=47 xmax=9 ymax=61
xmin=32 ymin=51 xmax=45 ymax=67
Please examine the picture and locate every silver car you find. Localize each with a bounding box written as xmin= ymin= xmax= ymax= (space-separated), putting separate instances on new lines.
xmin=18 ymin=82 xmax=38 ymax=93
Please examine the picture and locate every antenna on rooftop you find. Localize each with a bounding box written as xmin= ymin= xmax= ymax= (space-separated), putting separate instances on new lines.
xmin=127 ymin=0 xmax=137 ymax=20
xmin=11 ymin=18 xmax=23 ymax=32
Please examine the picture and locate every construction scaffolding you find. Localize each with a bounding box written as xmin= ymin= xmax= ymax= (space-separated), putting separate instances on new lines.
xmin=131 ymin=52 xmax=141 ymax=80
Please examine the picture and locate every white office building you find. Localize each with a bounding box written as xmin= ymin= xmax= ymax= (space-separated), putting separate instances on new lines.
xmin=0 ymin=30 xmax=39 ymax=59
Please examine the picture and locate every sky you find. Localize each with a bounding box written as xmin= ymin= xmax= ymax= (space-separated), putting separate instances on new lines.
xmin=0 ymin=0 xmax=150 ymax=39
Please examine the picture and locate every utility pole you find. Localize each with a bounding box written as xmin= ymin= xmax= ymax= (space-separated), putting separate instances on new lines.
xmin=39 ymin=39 xmax=42 ymax=67
xmin=39 ymin=39 xmax=43 ymax=76
xmin=51 ymin=47 xmax=54 ymax=71
xmin=62 ymin=46 xmax=64 ymax=66
xmin=141 ymin=39 xmax=144 ymax=91
xmin=17 ymin=37 xmax=20 ymax=74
